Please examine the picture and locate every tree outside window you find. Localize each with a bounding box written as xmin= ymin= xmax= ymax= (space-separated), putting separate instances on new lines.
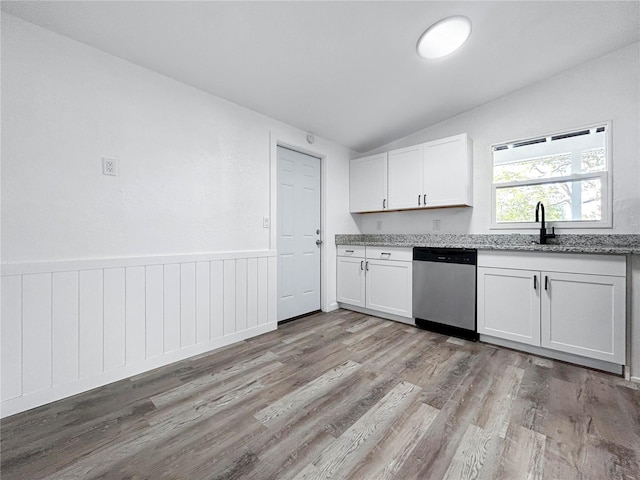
xmin=492 ymin=126 xmax=609 ymax=227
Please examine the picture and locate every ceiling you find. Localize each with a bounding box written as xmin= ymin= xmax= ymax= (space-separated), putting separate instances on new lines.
xmin=2 ymin=1 xmax=639 ymax=153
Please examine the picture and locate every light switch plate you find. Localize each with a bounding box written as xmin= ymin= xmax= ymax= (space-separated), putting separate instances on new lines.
xmin=102 ymin=157 xmax=119 ymax=176
xmin=263 ymin=216 xmax=270 ymax=228
xmin=433 ymin=219 xmax=441 ymax=231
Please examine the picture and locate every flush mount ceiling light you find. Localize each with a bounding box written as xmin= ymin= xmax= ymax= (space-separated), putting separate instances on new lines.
xmin=417 ymin=16 xmax=472 ymax=59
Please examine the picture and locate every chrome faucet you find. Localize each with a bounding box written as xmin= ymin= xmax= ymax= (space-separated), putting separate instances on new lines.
xmin=535 ymin=201 xmax=556 ymax=244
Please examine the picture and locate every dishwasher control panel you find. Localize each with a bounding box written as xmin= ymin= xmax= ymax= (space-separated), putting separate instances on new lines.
xmin=413 ymin=247 xmax=477 ymax=265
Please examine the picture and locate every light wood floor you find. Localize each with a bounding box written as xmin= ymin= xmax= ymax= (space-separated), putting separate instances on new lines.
xmin=2 ymin=309 xmax=639 ymax=479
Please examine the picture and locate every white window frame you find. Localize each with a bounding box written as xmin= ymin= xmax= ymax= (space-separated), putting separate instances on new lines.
xmin=490 ymin=121 xmax=613 ymax=230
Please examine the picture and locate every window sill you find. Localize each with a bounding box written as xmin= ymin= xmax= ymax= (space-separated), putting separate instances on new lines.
xmin=490 ymin=220 xmax=612 ymax=230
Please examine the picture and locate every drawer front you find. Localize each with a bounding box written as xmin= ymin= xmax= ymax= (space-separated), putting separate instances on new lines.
xmin=477 ymin=250 xmax=625 ymax=277
xmin=337 ymin=246 xmax=366 ymax=258
xmin=365 ymin=246 xmax=413 ymax=262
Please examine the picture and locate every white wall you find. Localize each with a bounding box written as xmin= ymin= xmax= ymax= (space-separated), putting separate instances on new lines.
xmin=1 ymin=13 xmax=358 ymax=306
xmin=357 ymin=42 xmax=640 ymax=236
xmin=0 ymin=14 xmax=358 ymax=415
xmin=1 ymin=13 xmax=357 ymax=264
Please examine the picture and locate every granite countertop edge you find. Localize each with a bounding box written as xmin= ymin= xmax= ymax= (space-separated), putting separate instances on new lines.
xmin=334 ymin=234 xmax=640 ymax=255
xmin=336 ymin=242 xmax=639 ymax=255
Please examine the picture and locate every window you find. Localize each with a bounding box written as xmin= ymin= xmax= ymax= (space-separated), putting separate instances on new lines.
xmin=491 ymin=124 xmax=611 ymax=228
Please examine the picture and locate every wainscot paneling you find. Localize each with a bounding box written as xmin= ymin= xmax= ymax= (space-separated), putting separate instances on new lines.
xmin=0 ymin=250 xmax=277 ymax=418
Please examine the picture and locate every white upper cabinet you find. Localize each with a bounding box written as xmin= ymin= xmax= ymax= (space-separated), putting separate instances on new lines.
xmin=387 ymin=144 xmax=424 ymax=210
xmin=423 ymin=133 xmax=473 ymax=207
xmin=386 ymin=133 xmax=473 ymax=210
xmin=349 ymin=133 xmax=473 ymax=213
xmin=349 ymin=153 xmax=388 ymax=213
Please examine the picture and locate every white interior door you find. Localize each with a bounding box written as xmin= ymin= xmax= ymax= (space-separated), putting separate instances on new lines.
xmin=277 ymin=146 xmax=321 ymax=321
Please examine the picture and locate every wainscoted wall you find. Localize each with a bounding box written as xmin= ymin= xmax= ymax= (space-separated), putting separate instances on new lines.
xmin=0 ymin=250 xmax=277 ymax=418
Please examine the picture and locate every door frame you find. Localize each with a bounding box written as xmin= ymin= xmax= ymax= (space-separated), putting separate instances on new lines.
xmin=270 ymin=130 xmax=327 ymax=314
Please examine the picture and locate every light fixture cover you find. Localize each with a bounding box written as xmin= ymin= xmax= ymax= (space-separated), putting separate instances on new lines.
xmin=417 ymin=16 xmax=472 ymax=59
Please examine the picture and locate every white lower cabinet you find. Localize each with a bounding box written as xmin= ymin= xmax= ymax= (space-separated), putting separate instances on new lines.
xmin=336 ymin=255 xmax=365 ymax=307
xmin=366 ymin=258 xmax=412 ymax=317
xmin=540 ymin=272 xmax=625 ymax=363
xmin=337 ymin=246 xmax=412 ymax=319
xmin=478 ymin=251 xmax=626 ymax=365
xmin=477 ymin=267 xmax=540 ymax=346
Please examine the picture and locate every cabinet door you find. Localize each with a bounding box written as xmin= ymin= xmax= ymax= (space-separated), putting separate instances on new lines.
xmin=541 ymin=272 xmax=625 ymax=364
xmin=387 ymin=145 xmax=423 ymax=210
xmin=423 ymin=134 xmax=471 ymax=207
xmin=349 ymin=154 xmax=387 ymax=213
xmin=477 ymin=267 xmax=541 ymax=345
xmin=336 ymin=256 xmax=366 ymax=307
xmin=365 ymin=259 xmax=412 ymax=318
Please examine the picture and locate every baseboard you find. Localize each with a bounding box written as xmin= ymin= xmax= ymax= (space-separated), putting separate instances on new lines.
xmin=1 ymin=322 xmax=277 ymax=418
xmin=325 ymin=302 xmax=339 ymax=312
xmin=480 ymin=334 xmax=624 ymax=375
xmin=337 ymin=303 xmax=415 ymax=326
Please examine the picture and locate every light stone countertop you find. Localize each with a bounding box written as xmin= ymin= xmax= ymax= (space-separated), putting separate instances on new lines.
xmin=335 ymin=234 xmax=640 ymax=255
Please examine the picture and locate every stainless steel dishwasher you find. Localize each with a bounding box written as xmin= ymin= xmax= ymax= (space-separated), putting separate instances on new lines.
xmin=413 ymin=247 xmax=478 ymax=341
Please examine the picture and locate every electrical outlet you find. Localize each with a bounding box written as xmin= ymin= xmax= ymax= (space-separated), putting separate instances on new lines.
xmin=433 ymin=219 xmax=441 ymax=231
xmin=102 ymin=157 xmax=118 ymax=176
xmin=263 ymin=216 xmax=270 ymax=228
xmin=376 ymin=220 xmax=383 ymax=231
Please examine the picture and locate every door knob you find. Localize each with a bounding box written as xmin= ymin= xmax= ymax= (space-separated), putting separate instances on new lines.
xmin=316 ymin=240 xmax=323 ymax=246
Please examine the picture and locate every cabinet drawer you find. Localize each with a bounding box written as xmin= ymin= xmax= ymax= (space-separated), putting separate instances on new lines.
xmin=366 ymin=246 xmax=413 ymax=262
xmin=337 ymin=246 xmax=366 ymax=258
xmin=477 ymin=250 xmax=626 ymax=277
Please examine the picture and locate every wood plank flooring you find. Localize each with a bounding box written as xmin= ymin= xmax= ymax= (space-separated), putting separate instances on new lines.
xmin=2 ymin=309 xmax=639 ymax=479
